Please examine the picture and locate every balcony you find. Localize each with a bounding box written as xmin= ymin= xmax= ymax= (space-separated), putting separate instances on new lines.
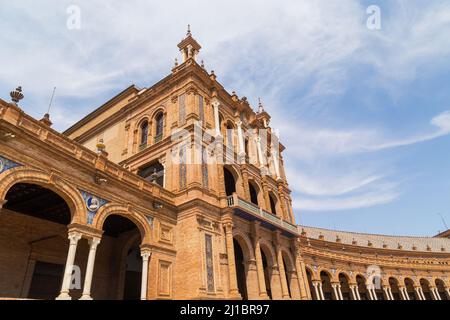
xmin=154 ymin=134 xmax=163 ymax=144
xmin=227 ymin=194 xmax=298 ymax=237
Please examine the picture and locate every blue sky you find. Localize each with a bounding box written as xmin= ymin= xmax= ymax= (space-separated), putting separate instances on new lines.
xmin=1 ymin=0 xmax=449 ymax=236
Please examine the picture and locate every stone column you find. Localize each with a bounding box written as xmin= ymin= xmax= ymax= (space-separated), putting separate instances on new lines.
xmin=414 ymin=287 xmax=423 ymax=300
xmin=80 ymin=237 xmax=101 ymax=300
xmin=224 ymin=222 xmax=239 ymax=297
xmin=331 ymin=283 xmax=340 ymax=300
xmin=431 ymin=287 xmax=440 ymax=300
xmin=349 ymin=285 xmax=358 ymax=300
xmin=255 ymin=136 xmax=266 ymax=171
xmin=236 ymin=121 xmax=245 ymax=160
xmin=272 ymin=149 xmax=281 ymax=180
xmin=140 ymin=251 xmax=151 ymax=300
xmin=399 ymin=286 xmax=408 ymax=300
xmin=56 ymin=232 xmax=82 ymax=300
xmin=251 ymin=222 xmax=268 ymax=299
xmin=212 ymin=100 xmax=221 ymax=137
xmin=382 ymin=286 xmax=391 ymax=300
xmin=312 ymin=281 xmax=321 ymax=300
xmin=318 ymin=282 xmax=325 ymax=300
xmin=355 ymin=285 xmax=361 ymax=300
xmin=274 ymin=232 xmax=290 ymax=299
xmin=388 ymin=287 xmax=395 ymax=300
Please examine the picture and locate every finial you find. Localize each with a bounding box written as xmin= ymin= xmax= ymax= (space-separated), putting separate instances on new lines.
xmin=187 ymin=24 xmax=191 ymax=37
xmin=10 ymin=86 xmax=24 ymax=104
xmin=174 ymin=58 xmax=179 ymax=67
xmin=201 ymin=60 xmax=205 ymax=68
xmin=96 ymin=138 xmax=108 ymax=157
xmin=258 ymin=98 xmax=265 ymax=113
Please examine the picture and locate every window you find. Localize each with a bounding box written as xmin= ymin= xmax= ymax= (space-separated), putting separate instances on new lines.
xmin=249 ymin=182 xmax=258 ymax=206
xmin=137 ymin=161 xmax=164 ymax=187
xmin=269 ymin=194 xmax=277 ymax=215
xmin=179 ymin=94 xmax=186 ymax=124
xmin=155 ymin=112 xmax=164 ymax=143
xmin=140 ymin=120 xmax=149 ymax=148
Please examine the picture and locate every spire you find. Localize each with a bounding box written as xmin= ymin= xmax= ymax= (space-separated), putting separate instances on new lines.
xmin=258 ymin=98 xmax=265 ymax=113
xmin=177 ymin=25 xmax=201 ymax=63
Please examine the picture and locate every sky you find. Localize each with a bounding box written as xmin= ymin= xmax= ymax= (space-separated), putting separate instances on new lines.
xmin=1 ymin=0 xmax=449 ymax=237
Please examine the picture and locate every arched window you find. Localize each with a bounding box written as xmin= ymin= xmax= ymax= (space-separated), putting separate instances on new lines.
xmin=155 ymin=112 xmax=164 ymax=143
xmin=249 ymin=182 xmax=258 ymax=206
xmin=140 ymin=120 xmax=149 ymax=148
xmin=269 ymin=193 xmax=278 ymax=215
xmin=224 ymin=167 xmax=236 ymax=197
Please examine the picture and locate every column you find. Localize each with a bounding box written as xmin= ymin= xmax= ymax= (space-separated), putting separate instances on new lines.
xmin=355 ymin=286 xmax=361 ymax=300
xmin=349 ymin=285 xmax=358 ymax=300
xmin=414 ymin=287 xmax=423 ymax=300
xmin=80 ymin=237 xmax=101 ymax=300
xmin=140 ymin=251 xmax=151 ymax=300
xmin=312 ymin=281 xmax=321 ymax=300
xmin=371 ymin=287 xmax=378 ymax=300
xmin=272 ymin=149 xmax=281 ymax=180
xmin=446 ymin=288 xmax=450 ymax=300
xmin=431 ymin=287 xmax=440 ymax=300
xmin=224 ymin=222 xmax=239 ymax=297
xmin=291 ymin=241 xmax=311 ymax=300
xmin=318 ymin=282 xmax=325 ymax=300
xmin=400 ymin=287 xmax=409 ymax=300
xmin=236 ymin=121 xmax=245 ymax=158
xmin=366 ymin=285 xmax=374 ymax=300
xmin=331 ymin=283 xmax=340 ymax=300
xmin=212 ymin=100 xmax=221 ymax=137
xmin=383 ymin=286 xmax=391 ymax=300
xmin=419 ymin=287 xmax=427 ymax=300
xmin=252 ymin=223 xmax=268 ymax=299
xmin=338 ymin=284 xmax=344 ymax=300
xmin=255 ymin=136 xmax=266 ymax=170
xmin=274 ymin=233 xmax=290 ymax=299
xmin=388 ymin=287 xmax=395 ymax=300
xmin=56 ymin=232 xmax=82 ymax=300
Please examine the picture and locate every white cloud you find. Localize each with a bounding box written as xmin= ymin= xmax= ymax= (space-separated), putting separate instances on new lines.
xmin=1 ymin=0 xmax=450 ymax=214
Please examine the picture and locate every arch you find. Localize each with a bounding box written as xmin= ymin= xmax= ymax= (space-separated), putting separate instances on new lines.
xmin=435 ymin=278 xmax=448 ymax=300
xmin=268 ymin=191 xmax=281 ymax=216
xmin=154 ymin=111 xmax=164 ymax=141
xmin=232 ymin=230 xmax=255 ymax=261
xmin=0 ymin=167 xmax=85 ymax=224
xmin=305 ymin=267 xmax=317 ymax=300
xmin=223 ymin=165 xmax=242 ymax=197
xmin=248 ymin=179 xmax=264 ymax=208
xmin=139 ymin=120 xmax=149 ymax=147
xmin=356 ymin=274 xmax=369 ymax=300
xmin=320 ymin=270 xmax=334 ymax=300
xmin=92 ymin=203 xmax=152 ymax=244
xmin=338 ymin=272 xmax=352 ymax=300
xmin=388 ymin=277 xmax=402 ymax=300
xmin=419 ymin=278 xmax=433 ymax=300
xmin=404 ymin=277 xmax=417 ymax=300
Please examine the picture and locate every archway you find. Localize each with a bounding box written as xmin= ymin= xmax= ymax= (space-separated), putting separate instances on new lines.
xmin=389 ymin=277 xmax=402 ymax=300
xmin=338 ymin=273 xmax=351 ymax=300
xmin=0 ymin=183 xmax=73 ymax=299
xmin=268 ymin=192 xmax=279 ymax=216
xmin=248 ymin=181 xmax=259 ymax=206
xmin=224 ymin=167 xmax=237 ymax=197
xmin=233 ymin=239 xmax=247 ymax=300
xmin=305 ymin=268 xmax=317 ymax=300
xmin=97 ymin=214 xmax=143 ymax=300
xmin=356 ymin=275 xmax=368 ymax=300
xmin=419 ymin=278 xmax=432 ymax=300
xmin=435 ymin=279 xmax=448 ymax=300
xmin=320 ymin=271 xmax=333 ymax=300
xmin=404 ymin=278 xmax=416 ymax=300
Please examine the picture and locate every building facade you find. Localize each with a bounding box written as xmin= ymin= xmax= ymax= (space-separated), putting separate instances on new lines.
xmin=0 ymin=29 xmax=449 ymax=300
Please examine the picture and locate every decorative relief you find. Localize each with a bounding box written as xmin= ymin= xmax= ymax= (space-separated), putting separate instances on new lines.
xmin=159 ymin=224 xmax=173 ymax=244
xmin=158 ymin=260 xmax=172 ymax=297
xmin=205 ymin=234 xmax=215 ymax=292
xmin=0 ymin=156 xmax=21 ymax=174
xmin=80 ymin=190 xmax=108 ymax=224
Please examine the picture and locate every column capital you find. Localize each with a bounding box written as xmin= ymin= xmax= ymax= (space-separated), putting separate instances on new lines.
xmin=0 ymin=199 xmax=7 ymax=209
xmin=211 ymin=99 xmax=220 ymax=108
xmin=141 ymin=251 xmax=152 ymax=260
xmin=68 ymin=231 xmax=83 ymax=243
xmin=236 ymin=120 xmax=242 ymax=127
xmin=88 ymin=237 xmax=101 ymax=249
